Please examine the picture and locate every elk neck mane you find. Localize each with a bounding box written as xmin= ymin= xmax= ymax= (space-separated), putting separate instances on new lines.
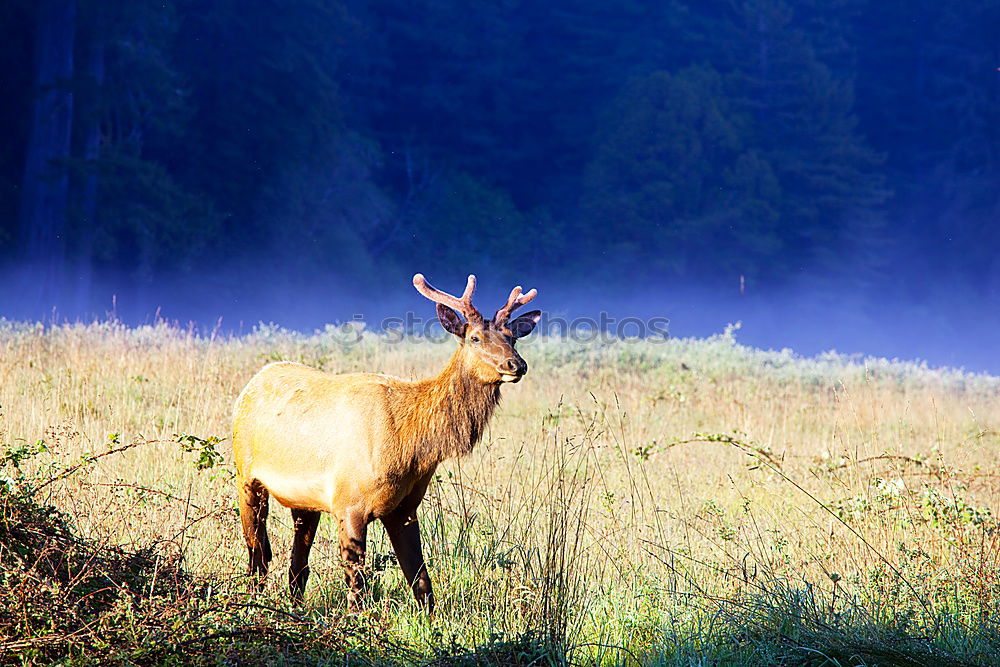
xmin=386 ymin=347 xmax=501 ymax=470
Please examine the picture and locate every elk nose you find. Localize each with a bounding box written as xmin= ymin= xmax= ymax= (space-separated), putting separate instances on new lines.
xmin=501 ymin=357 xmax=527 ymax=375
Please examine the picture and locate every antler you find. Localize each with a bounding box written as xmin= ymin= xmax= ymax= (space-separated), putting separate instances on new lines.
xmin=413 ymin=273 xmax=483 ymax=325
xmin=493 ymin=285 xmax=537 ymax=325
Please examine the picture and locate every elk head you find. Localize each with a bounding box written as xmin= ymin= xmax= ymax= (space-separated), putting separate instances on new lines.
xmin=413 ymin=273 xmax=541 ymax=384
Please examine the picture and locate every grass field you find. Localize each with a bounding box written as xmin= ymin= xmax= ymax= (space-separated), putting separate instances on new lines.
xmin=3 ymin=319 xmax=1000 ymax=665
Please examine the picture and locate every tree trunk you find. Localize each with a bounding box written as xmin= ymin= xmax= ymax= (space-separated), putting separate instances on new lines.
xmin=74 ymin=27 xmax=104 ymax=315
xmin=19 ymin=0 xmax=76 ymax=309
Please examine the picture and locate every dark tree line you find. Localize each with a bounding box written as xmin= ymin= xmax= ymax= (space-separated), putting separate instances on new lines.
xmin=1 ymin=0 xmax=998 ymax=309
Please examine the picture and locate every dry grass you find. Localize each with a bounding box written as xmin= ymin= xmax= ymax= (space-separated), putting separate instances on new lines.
xmin=2 ymin=319 xmax=1000 ymax=665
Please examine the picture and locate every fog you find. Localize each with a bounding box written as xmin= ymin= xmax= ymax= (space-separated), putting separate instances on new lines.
xmin=4 ymin=258 xmax=998 ymax=375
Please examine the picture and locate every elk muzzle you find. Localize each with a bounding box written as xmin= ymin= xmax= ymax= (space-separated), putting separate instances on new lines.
xmin=498 ymin=356 xmax=528 ymax=382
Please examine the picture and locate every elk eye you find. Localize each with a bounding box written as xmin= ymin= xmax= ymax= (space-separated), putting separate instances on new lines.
xmin=470 ymin=334 xmax=482 ymax=344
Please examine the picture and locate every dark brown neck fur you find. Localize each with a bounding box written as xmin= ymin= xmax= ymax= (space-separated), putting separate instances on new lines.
xmin=389 ymin=348 xmax=501 ymax=472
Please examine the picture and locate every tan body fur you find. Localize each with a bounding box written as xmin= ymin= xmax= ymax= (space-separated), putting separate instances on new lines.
xmin=233 ymin=356 xmax=497 ymax=520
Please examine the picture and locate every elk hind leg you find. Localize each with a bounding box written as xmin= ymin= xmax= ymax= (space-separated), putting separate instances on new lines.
xmin=238 ymin=477 xmax=273 ymax=583
xmin=338 ymin=508 xmax=369 ymax=613
xmin=289 ymin=508 xmax=321 ymax=604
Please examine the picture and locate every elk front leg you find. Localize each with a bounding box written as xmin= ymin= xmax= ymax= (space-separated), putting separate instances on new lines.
xmin=289 ymin=508 xmax=321 ymax=604
xmin=382 ymin=508 xmax=434 ymax=613
xmin=338 ymin=508 xmax=369 ymax=613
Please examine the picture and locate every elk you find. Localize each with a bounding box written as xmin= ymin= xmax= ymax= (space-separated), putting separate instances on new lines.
xmin=231 ymin=273 xmax=540 ymax=611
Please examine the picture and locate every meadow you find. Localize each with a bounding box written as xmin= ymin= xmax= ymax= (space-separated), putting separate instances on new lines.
xmin=2 ymin=318 xmax=1000 ymax=665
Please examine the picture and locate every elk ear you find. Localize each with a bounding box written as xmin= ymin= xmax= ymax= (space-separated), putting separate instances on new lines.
xmin=437 ymin=303 xmax=466 ymax=337
xmin=509 ymin=310 xmax=541 ymax=338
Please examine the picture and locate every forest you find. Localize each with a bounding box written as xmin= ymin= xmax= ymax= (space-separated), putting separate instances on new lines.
xmin=1 ymin=0 xmax=999 ymax=326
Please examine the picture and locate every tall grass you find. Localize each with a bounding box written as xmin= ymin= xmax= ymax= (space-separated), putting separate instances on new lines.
xmin=2 ymin=318 xmax=1000 ymax=664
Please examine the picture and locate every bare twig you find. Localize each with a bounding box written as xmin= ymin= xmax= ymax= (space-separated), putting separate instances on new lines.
xmin=35 ymin=438 xmax=163 ymax=493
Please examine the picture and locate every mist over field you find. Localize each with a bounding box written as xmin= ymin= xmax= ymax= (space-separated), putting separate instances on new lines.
xmin=2 ymin=258 xmax=998 ymax=373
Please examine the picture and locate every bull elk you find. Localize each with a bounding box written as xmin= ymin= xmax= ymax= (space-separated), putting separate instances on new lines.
xmin=232 ymin=273 xmax=540 ymax=611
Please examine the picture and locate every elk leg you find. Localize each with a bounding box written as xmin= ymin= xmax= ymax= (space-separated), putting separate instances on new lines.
xmin=289 ymin=508 xmax=321 ymax=604
xmin=339 ymin=508 xmax=369 ymax=613
xmin=238 ymin=477 xmax=272 ymax=584
xmin=382 ymin=509 xmax=434 ymax=613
